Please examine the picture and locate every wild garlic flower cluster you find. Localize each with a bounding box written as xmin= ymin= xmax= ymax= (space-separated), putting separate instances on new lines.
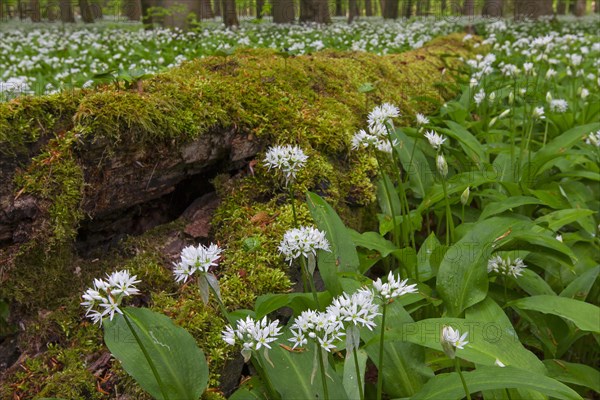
xmin=81 ymin=270 xmax=140 ymax=325
xmin=278 ymin=226 xmax=331 ymax=264
xmin=288 ymin=309 xmax=345 ymax=352
xmin=549 ymin=99 xmax=569 ymax=113
xmin=327 ymin=290 xmax=380 ymax=331
xmin=424 ymin=130 xmax=447 ymax=150
xmin=585 ymin=130 xmax=600 ymax=147
xmin=221 ymin=316 xmax=282 ymax=362
xmin=263 ymin=145 xmax=308 ymax=185
xmin=487 ymin=255 xmax=527 ymax=278
xmin=416 ymin=113 xmax=430 ymax=126
xmin=351 ymin=103 xmax=400 ymax=154
xmin=367 ymin=103 xmax=400 ymax=127
xmin=173 ymin=243 xmax=222 ymax=283
xmin=365 ymin=271 xmax=418 ymax=303
xmin=441 ymin=325 xmax=469 ymax=359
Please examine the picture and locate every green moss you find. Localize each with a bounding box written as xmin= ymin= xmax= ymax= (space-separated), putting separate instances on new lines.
xmin=0 ymin=35 xmax=479 ymax=399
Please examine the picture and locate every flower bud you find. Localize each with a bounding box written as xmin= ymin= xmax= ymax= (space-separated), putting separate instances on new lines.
xmin=508 ymin=92 xmax=514 ymax=105
xmin=461 ymin=186 xmax=470 ymax=205
xmin=546 ymin=91 xmax=553 ymax=103
xmin=437 ymin=154 xmax=448 ymax=178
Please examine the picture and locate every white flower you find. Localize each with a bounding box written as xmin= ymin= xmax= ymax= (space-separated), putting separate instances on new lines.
xmin=441 ymin=325 xmax=469 ymax=358
xmin=367 ymin=272 xmax=418 ymax=302
xmin=327 ymin=291 xmax=380 ymax=331
xmin=555 ymin=234 xmax=563 ymax=243
xmin=532 ymin=106 xmax=545 ymax=120
xmin=487 ymin=255 xmax=527 ymax=278
xmin=368 ymin=103 xmax=400 ymax=127
xmin=424 ymin=130 xmax=447 ymax=150
xmin=263 ymin=145 xmax=308 ymax=185
xmin=522 ymin=62 xmax=534 ymax=75
xmin=222 ymin=316 xmax=282 ymax=361
xmin=581 ymin=88 xmax=589 ymax=99
xmin=474 ymin=88 xmax=486 ymax=106
xmin=289 ymin=309 xmax=345 ymax=352
xmin=546 ymin=68 xmax=557 ymax=79
xmin=278 ymin=226 xmax=331 ymax=264
xmin=495 ymin=359 xmax=506 ymax=367
xmin=81 ymin=270 xmax=140 ymax=326
xmin=549 ymin=99 xmax=568 ymax=113
xmin=351 ymin=129 xmax=377 ymax=150
xmin=585 ymin=130 xmax=600 ymax=147
xmin=173 ymin=243 xmax=222 ymax=283
xmin=416 ymin=113 xmax=430 ymax=126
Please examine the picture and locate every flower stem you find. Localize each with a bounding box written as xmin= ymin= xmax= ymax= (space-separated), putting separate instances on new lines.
xmin=441 ymin=178 xmax=454 ymax=245
xmin=252 ymin=357 xmax=281 ymax=400
xmin=376 ymin=302 xmax=388 ymax=400
xmin=205 ymin=275 xmax=233 ymax=325
xmin=123 ymin=312 xmax=170 ymax=400
xmin=317 ymin=346 xmax=330 ymax=400
xmin=300 ymin=256 xmax=320 ymax=308
xmin=289 ymin=184 xmax=298 ymax=228
xmin=352 ymin=348 xmax=364 ymax=400
xmin=454 ymin=358 xmax=471 ymax=400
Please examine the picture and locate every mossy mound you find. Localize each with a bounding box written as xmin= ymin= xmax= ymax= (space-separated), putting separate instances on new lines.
xmin=0 ymin=33 xmax=478 ymax=399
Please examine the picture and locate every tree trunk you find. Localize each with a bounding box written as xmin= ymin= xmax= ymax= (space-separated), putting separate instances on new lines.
xmin=222 ymin=0 xmax=239 ymax=26
xmin=515 ymin=0 xmax=552 ymax=19
xmin=348 ymin=0 xmax=358 ymax=21
xmin=123 ymin=0 xmax=142 ymax=20
xmin=256 ymin=0 xmax=264 ymax=18
xmin=214 ymin=0 xmax=221 ymax=16
xmin=596 ymin=0 xmax=599 ymax=13
xmin=382 ymin=0 xmax=397 ymax=18
xmin=60 ymin=0 xmax=75 ymax=22
xmin=300 ymin=0 xmax=329 ymax=22
xmin=365 ymin=0 xmax=372 ymax=15
xmin=556 ymin=0 xmax=566 ymax=14
xmin=574 ymin=0 xmax=585 ymax=15
xmin=29 ymin=0 xmax=41 ymax=21
xmin=482 ymin=0 xmax=502 ymax=16
xmin=272 ymin=0 xmax=294 ymax=22
xmin=402 ymin=0 xmax=411 ymax=18
xmin=462 ymin=0 xmax=474 ymax=15
xmin=90 ymin=0 xmax=102 ymax=18
xmin=200 ymin=0 xmax=214 ymax=19
xmin=79 ymin=0 xmax=94 ymax=22
xmin=335 ymin=0 xmax=343 ymax=15
xmin=416 ymin=0 xmax=423 ymax=15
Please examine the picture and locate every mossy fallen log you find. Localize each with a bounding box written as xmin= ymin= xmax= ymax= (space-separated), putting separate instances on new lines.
xmin=0 ymin=33 xmax=477 ymax=399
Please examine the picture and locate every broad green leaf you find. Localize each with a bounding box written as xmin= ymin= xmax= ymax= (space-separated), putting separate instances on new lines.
xmin=437 ymin=217 xmax=531 ymax=316
xmin=535 ymin=209 xmax=597 ymax=234
xmin=343 ymin=349 xmax=367 ymax=400
xmin=406 ymin=366 xmax=582 ymax=400
xmin=391 ymin=129 xmax=433 ymax=198
xmin=442 ymin=120 xmax=486 ymax=165
xmin=479 ymin=196 xmax=543 ymax=220
xmin=254 ymin=292 xmax=332 ymax=318
xmin=508 ymin=295 xmax=600 ymax=333
xmin=348 ymin=229 xmax=398 ymax=258
xmin=259 ymin=336 xmax=348 ymax=400
xmin=560 ymin=266 xmax=600 ymax=301
xmin=543 ymin=359 xmax=600 ymax=393
xmin=525 ymin=122 xmax=600 ymax=181
xmin=516 ymin=269 xmax=556 ymax=296
xmin=104 ymin=308 xmax=209 ymax=400
xmin=495 ymin=230 xmax=577 ymax=266
xmin=306 ymin=192 xmax=360 ymax=295
xmin=377 ymin=174 xmax=402 ymax=217
xmin=229 ymin=377 xmax=268 ymax=400
xmin=418 ymin=171 xmax=496 ymax=212
xmin=416 ymin=232 xmax=442 ymax=280
xmin=361 ymin=300 xmax=433 ymax=397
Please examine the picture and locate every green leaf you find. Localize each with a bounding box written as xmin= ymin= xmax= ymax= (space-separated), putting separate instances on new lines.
xmin=254 ymin=292 xmax=332 ymax=318
xmin=229 ymin=377 xmax=268 ymax=400
xmin=361 ymin=300 xmax=433 ymax=397
xmin=407 ymin=366 xmax=582 ymax=400
xmin=479 ymin=196 xmax=543 ymax=221
xmin=306 ymin=192 xmax=360 ymax=295
xmin=525 ymin=122 xmax=600 ymax=181
xmin=343 ymin=349 xmax=367 ymax=400
xmin=259 ymin=336 xmax=347 ymax=400
xmin=348 ymin=229 xmax=398 ymax=258
xmin=416 ymin=232 xmax=442 ymax=280
xmin=104 ymin=308 xmax=208 ymax=400
xmin=543 ymin=359 xmax=600 ymax=393
xmin=495 ymin=230 xmax=577 ymax=266
xmin=535 ymin=209 xmax=596 ymax=233
xmin=391 ymin=129 xmax=433 ymax=198
xmin=442 ymin=120 xmax=486 ymax=165
xmin=508 ymin=295 xmax=600 ymax=333
xmin=377 ymin=174 xmax=402 ymax=217
xmin=560 ymin=266 xmax=600 ymax=301
xmin=437 ymin=217 xmax=531 ymax=316
xmin=516 ymin=269 xmax=556 ymax=296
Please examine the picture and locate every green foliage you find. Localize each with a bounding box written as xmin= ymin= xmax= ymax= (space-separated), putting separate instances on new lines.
xmin=104 ymin=308 xmax=209 ymax=400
